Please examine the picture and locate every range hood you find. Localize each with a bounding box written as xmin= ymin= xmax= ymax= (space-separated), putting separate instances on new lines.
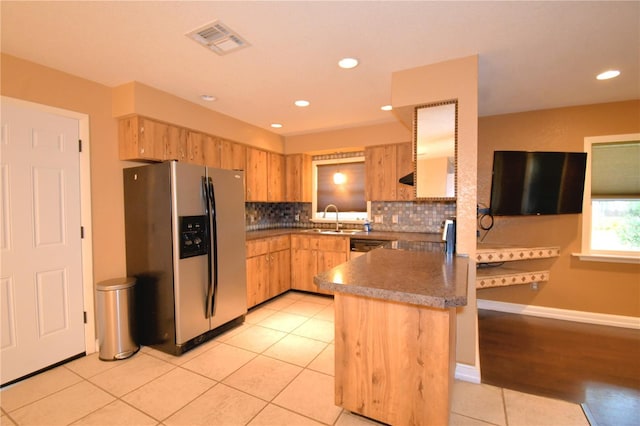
xmin=399 ymin=172 xmax=414 ymax=186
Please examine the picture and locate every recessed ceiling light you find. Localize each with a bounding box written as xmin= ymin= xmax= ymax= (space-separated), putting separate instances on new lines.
xmin=201 ymin=95 xmax=217 ymax=102
xmin=338 ymin=57 xmax=359 ymax=69
xmin=381 ymin=105 xmax=393 ymax=111
xmin=596 ymin=70 xmax=621 ymax=80
xmin=271 ymin=123 xmax=283 ymax=129
xmin=295 ymin=100 xmax=310 ymax=107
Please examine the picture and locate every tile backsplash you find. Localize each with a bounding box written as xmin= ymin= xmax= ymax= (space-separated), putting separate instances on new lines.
xmin=246 ymin=201 xmax=456 ymax=234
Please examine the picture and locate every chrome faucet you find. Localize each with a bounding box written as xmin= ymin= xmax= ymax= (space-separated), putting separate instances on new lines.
xmin=323 ymin=204 xmax=340 ymax=231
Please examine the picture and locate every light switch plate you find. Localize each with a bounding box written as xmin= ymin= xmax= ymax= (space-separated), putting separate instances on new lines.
xmin=374 ymin=215 xmax=383 ymax=223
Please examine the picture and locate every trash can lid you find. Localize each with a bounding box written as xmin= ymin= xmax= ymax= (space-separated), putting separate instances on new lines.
xmin=97 ymin=277 xmax=136 ymax=291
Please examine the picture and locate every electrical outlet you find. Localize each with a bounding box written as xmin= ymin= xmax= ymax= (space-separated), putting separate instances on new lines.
xmin=531 ymin=282 xmax=539 ymax=291
xmin=374 ymin=215 xmax=383 ymax=224
xmin=392 ymin=215 xmax=399 ymax=224
xmin=294 ymin=213 xmax=300 ymax=222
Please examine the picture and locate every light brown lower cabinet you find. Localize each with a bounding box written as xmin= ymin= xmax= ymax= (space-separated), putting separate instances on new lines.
xmin=246 ymin=235 xmax=291 ymax=308
xmin=290 ymin=234 xmax=349 ymax=295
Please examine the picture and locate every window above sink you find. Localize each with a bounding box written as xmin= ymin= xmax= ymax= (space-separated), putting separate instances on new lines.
xmin=311 ymin=154 xmax=370 ymax=224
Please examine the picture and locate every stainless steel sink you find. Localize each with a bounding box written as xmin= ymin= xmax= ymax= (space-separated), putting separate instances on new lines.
xmin=301 ymin=228 xmax=363 ymax=235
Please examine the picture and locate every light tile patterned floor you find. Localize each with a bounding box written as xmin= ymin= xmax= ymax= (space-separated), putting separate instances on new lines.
xmin=1 ymin=291 xmax=589 ymax=426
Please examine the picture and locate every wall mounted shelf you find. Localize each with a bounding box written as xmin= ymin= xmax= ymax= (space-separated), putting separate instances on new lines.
xmin=475 ymin=244 xmax=560 ymax=289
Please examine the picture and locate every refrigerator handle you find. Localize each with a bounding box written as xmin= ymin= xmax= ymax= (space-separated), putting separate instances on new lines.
xmin=202 ymin=176 xmax=214 ymax=319
xmin=207 ymin=177 xmax=219 ymax=317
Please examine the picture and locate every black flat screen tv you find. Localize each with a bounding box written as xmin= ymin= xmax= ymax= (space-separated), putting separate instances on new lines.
xmin=489 ymin=151 xmax=587 ymax=216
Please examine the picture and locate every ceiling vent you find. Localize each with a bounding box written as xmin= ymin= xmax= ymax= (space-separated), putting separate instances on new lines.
xmin=186 ymin=20 xmax=250 ymax=55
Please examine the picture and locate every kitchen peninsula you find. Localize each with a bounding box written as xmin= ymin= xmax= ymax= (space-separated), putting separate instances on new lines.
xmin=314 ymin=242 xmax=468 ymax=425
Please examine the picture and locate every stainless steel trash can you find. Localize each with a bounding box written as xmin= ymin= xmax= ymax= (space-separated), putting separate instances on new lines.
xmin=96 ymin=277 xmax=139 ymax=360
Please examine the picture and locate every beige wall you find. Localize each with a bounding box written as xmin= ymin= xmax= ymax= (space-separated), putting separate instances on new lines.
xmin=1 ymin=54 xmax=283 ymax=287
xmin=284 ymin=121 xmax=410 ymax=154
xmin=113 ymin=82 xmax=284 ymax=153
xmin=477 ymin=100 xmax=640 ymax=317
xmin=2 ymin=54 xmax=126 ymax=283
xmin=392 ymin=56 xmax=479 ymax=367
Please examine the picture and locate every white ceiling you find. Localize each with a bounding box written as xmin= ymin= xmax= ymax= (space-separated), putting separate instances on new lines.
xmin=2 ymin=1 xmax=638 ymax=136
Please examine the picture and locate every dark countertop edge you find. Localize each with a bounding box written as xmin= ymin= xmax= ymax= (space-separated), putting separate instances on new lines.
xmin=313 ymin=249 xmax=468 ymax=309
xmin=246 ymin=227 xmax=442 ymax=242
xmin=313 ymin=278 xmax=467 ymax=309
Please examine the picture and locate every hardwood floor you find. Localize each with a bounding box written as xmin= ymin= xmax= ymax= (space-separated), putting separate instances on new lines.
xmin=478 ymin=309 xmax=640 ymax=426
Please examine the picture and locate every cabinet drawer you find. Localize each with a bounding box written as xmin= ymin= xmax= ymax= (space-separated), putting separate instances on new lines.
xmin=246 ymin=239 xmax=269 ymax=257
xmin=317 ymin=236 xmax=348 ymax=252
xmin=269 ymin=235 xmax=290 ymax=252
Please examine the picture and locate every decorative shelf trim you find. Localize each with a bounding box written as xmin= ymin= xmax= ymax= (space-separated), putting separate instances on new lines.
xmin=476 ymin=245 xmax=560 ymax=263
xmin=476 ymin=269 xmax=550 ymax=289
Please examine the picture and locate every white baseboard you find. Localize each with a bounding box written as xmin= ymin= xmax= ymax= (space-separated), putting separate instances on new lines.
xmin=477 ymin=299 xmax=640 ymax=330
xmin=455 ymin=363 xmax=481 ymax=384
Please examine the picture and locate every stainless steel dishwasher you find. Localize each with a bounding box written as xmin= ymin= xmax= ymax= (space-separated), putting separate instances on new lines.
xmin=349 ymin=238 xmax=390 ymax=259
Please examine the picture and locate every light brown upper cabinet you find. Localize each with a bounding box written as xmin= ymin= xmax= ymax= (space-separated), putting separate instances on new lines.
xmin=164 ymin=125 xmax=187 ymax=162
xmin=268 ymin=152 xmax=285 ymax=202
xmin=365 ymin=143 xmax=414 ymax=201
xmin=246 ymin=147 xmax=284 ymax=202
xmin=202 ymin=135 xmax=221 ymax=168
xmin=119 ymin=116 xmax=180 ymax=162
xmin=285 ymin=154 xmax=312 ymax=202
xmin=246 ymin=147 xmax=268 ymax=201
xmin=396 ymin=142 xmax=414 ymax=201
xmin=220 ymin=139 xmax=246 ymax=171
xmin=185 ymin=131 xmax=206 ymax=166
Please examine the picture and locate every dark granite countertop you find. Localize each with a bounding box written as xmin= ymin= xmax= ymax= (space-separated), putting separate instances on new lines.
xmin=314 ymin=244 xmax=468 ymax=309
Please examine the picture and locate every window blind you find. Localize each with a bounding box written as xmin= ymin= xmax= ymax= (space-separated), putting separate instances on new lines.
xmin=591 ymin=141 xmax=640 ymax=198
xmin=316 ymin=162 xmax=366 ymax=212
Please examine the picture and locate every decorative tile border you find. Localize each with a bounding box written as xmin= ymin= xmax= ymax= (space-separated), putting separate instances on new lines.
xmin=476 ymin=246 xmax=560 ymax=263
xmin=476 ymin=270 xmax=550 ymax=289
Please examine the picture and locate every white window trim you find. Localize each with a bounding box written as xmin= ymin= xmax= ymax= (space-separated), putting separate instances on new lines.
xmin=572 ymin=133 xmax=640 ymax=264
xmin=311 ymin=156 xmax=370 ymax=224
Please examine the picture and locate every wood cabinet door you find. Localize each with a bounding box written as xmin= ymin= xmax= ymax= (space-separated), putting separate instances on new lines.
xmin=164 ymin=124 xmax=186 ymax=161
xmin=396 ymin=142 xmax=414 ymax=201
xmin=246 ymin=254 xmax=269 ymax=308
xmin=119 ymin=116 xmax=165 ymax=161
xmin=138 ymin=117 xmax=168 ymax=161
xmin=316 ymin=250 xmax=346 ymax=296
xmin=365 ymin=144 xmax=397 ymax=201
xmin=185 ymin=131 xmax=205 ymax=165
xmin=290 ymin=241 xmax=317 ymax=292
xmin=220 ymin=139 xmax=246 ymax=171
xmin=285 ymin=154 xmax=312 ymax=202
xmin=203 ymin=135 xmax=221 ymax=168
xmin=246 ymin=147 xmax=268 ymax=201
xmin=269 ymin=249 xmax=291 ymax=298
xmin=268 ymin=153 xmax=285 ymax=202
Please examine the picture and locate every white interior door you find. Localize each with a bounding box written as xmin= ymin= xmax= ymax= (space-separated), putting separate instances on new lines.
xmin=1 ymin=100 xmax=85 ymax=385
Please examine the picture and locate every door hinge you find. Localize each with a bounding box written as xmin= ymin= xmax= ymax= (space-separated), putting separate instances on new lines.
xmin=81 ymin=226 xmax=84 ymax=239
xmin=83 ymin=311 xmax=87 ymax=324
xmin=79 ymin=139 xmax=82 ymax=153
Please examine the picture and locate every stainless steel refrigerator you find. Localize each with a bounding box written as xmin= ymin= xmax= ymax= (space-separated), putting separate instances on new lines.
xmin=123 ymin=161 xmax=247 ymax=355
